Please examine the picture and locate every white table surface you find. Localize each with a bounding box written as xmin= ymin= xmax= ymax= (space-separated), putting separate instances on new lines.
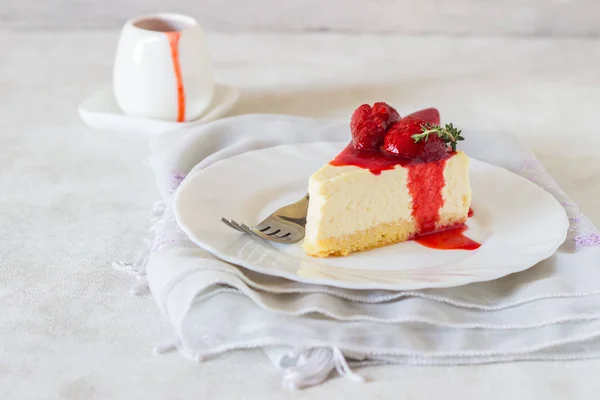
xmin=2 ymin=30 xmax=600 ymax=399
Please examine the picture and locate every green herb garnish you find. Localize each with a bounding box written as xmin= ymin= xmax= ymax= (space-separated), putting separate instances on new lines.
xmin=411 ymin=123 xmax=465 ymax=151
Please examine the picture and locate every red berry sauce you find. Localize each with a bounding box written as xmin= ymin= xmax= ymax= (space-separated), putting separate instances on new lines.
xmin=406 ymin=156 xmax=448 ymax=234
xmin=406 ymin=108 xmax=440 ymax=126
xmin=413 ymin=224 xmax=481 ymax=250
xmin=330 ymin=143 xmax=413 ymax=175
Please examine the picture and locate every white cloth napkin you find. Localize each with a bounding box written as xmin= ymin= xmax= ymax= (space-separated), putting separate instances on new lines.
xmin=140 ymin=114 xmax=600 ymax=389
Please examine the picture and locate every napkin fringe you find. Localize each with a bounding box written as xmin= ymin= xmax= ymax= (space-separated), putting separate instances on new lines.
xmin=113 ymin=200 xmax=166 ymax=296
xmin=280 ymin=347 xmax=365 ymax=390
xmin=152 ymin=336 xmax=366 ymax=390
xmin=153 ymin=336 xmax=181 ymax=355
xmin=152 ymin=336 xmax=207 ymax=362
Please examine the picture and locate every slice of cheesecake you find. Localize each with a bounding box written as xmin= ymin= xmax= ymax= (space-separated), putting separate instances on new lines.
xmin=302 ymin=104 xmax=472 ymax=257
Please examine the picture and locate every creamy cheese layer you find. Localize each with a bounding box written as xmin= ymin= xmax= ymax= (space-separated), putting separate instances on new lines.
xmin=440 ymin=152 xmax=471 ymax=219
xmin=304 ymin=151 xmax=471 ymax=244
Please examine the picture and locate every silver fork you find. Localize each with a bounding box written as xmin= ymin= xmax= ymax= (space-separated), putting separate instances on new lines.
xmin=221 ymin=194 xmax=309 ymax=244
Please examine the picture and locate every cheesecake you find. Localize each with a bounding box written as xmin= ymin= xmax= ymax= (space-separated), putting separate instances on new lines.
xmin=303 ymin=104 xmax=472 ymax=257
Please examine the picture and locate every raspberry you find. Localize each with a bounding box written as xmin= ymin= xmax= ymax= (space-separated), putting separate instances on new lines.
xmin=383 ymin=117 xmax=425 ymax=158
xmin=383 ymin=116 xmax=447 ymax=160
xmin=372 ymin=102 xmax=401 ymax=127
xmin=350 ymin=103 xmax=400 ymax=151
xmin=421 ymin=137 xmax=448 ymax=161
xmin=350 ymin=104 xmax=385 ymax=151
xmin=407 ymin=108 xmax=440 ymax=126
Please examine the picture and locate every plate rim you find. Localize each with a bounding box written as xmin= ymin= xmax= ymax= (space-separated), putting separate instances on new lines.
xmin=174 ymin=141 xmax=569 ymax=291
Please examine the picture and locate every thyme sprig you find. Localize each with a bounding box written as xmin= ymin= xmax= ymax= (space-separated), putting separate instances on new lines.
xmin=411 ymin=123 xmax=465 ymax=151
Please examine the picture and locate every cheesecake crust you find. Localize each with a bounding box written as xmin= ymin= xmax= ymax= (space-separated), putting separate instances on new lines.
xmin=303 ymin=214 xmax=467 ymax=258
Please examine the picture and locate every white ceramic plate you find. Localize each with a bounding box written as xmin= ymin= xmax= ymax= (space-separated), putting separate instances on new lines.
xmin=78 ymin=83 xmax=239 ymax=135
xmin=174 ymin=142 xmax=569 ymax=291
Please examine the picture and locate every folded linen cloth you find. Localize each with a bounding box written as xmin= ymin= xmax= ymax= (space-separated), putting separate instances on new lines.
xmin=139 ymin=114 xmax=600 ymax=389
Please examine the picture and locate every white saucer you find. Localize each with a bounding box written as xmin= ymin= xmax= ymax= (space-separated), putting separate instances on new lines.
xmin=174 ymin=141 xmax=569 ymax=291
xmin=78 ymin=83 xmax=240 ymax=135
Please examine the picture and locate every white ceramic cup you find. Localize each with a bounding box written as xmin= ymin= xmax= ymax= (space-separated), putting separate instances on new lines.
xmin=113 ymin=13 xmax=215 ymax=122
